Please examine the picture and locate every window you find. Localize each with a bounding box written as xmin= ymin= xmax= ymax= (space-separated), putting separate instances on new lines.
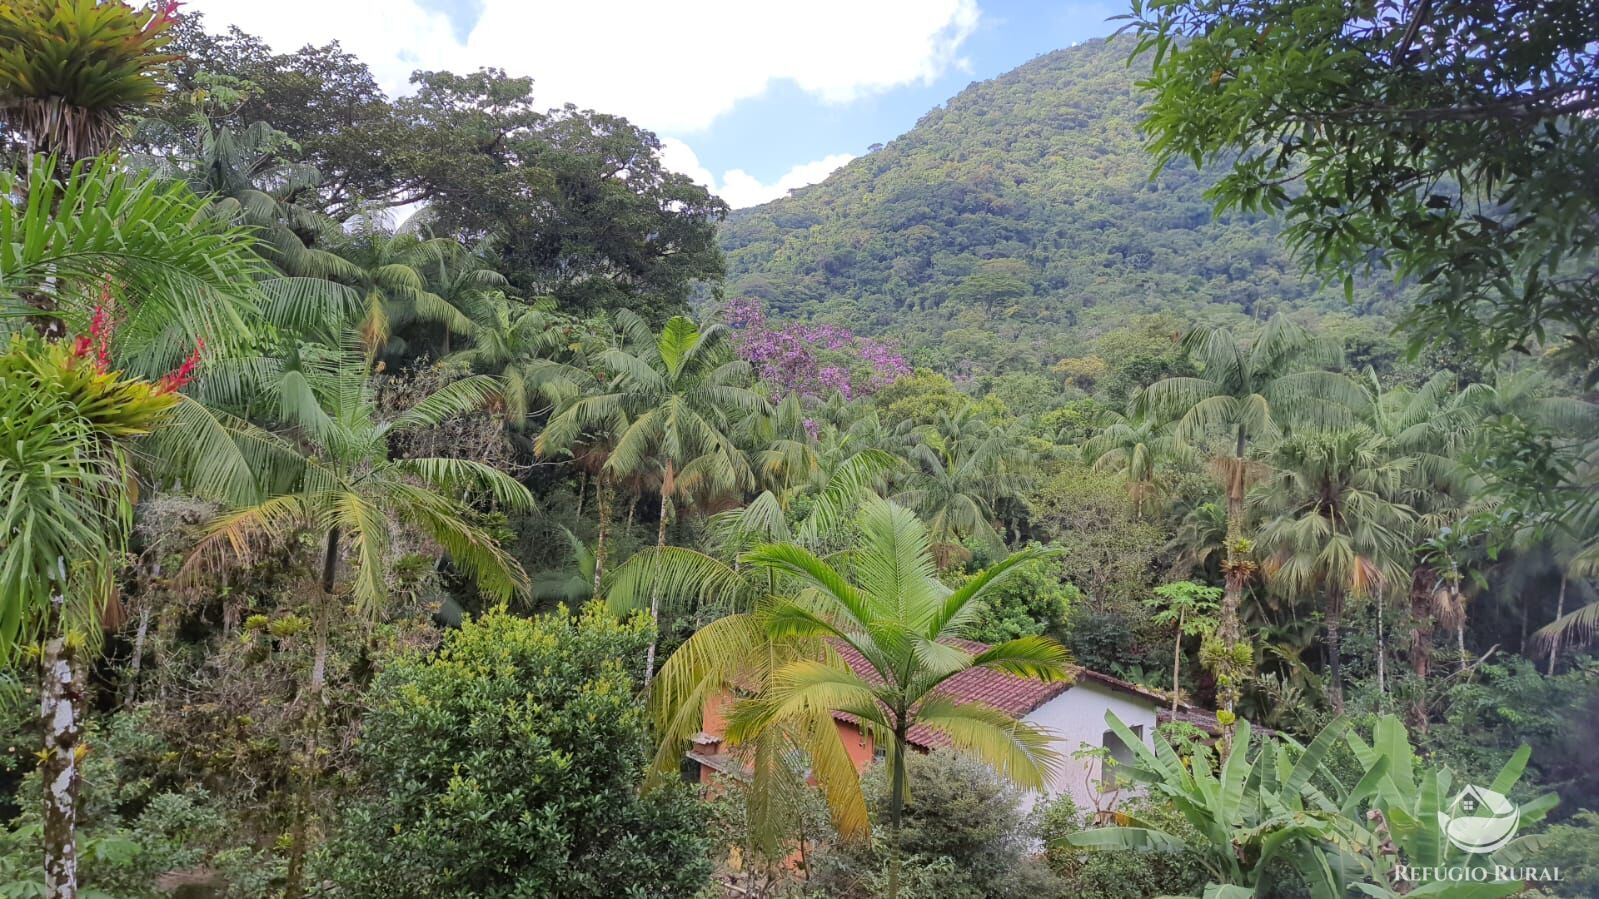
xmin=1101 ymin=725 xmax=1142 ymax=790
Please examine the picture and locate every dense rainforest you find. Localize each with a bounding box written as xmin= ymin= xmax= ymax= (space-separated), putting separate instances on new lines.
xmin=719 ymin=38 xmax=1417 ymax=377
xmin=0 ymin=3 xmax=1596 ymax=899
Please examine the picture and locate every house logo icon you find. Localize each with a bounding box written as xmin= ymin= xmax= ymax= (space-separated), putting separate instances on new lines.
xmin=1438 ymin=784 xmax=1521 ymax=854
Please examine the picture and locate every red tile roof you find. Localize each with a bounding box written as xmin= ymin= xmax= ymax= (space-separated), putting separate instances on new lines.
xmin=828 ymin=637 xmax=1075 ymax=749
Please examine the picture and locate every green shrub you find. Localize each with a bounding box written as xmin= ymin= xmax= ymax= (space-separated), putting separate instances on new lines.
xmin=323 ymin=604 xmax=712 ymax=897
xmin=810 ymin=750 xmax=1064 ymax=899
xmin=1039 ymin=794 xmax=1208 ymax=899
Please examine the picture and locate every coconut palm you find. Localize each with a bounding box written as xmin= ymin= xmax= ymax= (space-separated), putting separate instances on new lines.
xmin=0 ymin=0 xmax=178 ymax=162
xmin=0 ymin=330 xmax=184 ymax=899
xmin=1253 ymin=427 xmax=1416 ymax=712
xmin=1135 ymin=315 xmax=1363 ymax=719
xmin=539 ymin=314 xmax=765 ymax=683
xmin=650 ymin=498 xmax=1068 ymax=899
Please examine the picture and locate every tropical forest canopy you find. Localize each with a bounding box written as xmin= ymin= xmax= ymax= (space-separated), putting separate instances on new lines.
xmin=0 ymin=2 xmax=1597 ymax=898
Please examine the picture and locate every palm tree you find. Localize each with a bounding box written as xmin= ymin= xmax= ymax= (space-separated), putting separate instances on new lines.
xmin=1252 ymin=427 xmax=1415 ymax=712
xmin=0 ymin=157 xmax=265 ymax=368
xmin=1135 ymin=315 xmax=1362 ymax=719
xmin=540 ymin=314 xmax=764 ymax=683
xmin=895 ymin=409 xmax=1029 ymax=565
xmin=0 ymin=0 xmax=178 ymax=162
xmin=0 ymin=332 xmax=184 ymax=899
xmin=1081 ymin=411 xmax=1194 ymax=517
xmin=181 ymin=337 xmax=532 ymax=897
xmin=1358 ymin=370 xmax=1479 ymax=721
xmin=334 ymin=221 xmax=474 ymax=357
xmin=452 ymin=298 xmax=595 ymax=432
xmin=134 ymin=117 xmax=356 ymax=282
xmin=651 ymin=498 xmax=1068 ymax=899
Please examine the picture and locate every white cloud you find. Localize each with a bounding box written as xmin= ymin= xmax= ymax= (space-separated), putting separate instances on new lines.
xmin=184 ymin=0 xmax=979 ymax=133
xmin=660 ymin=138 xmax=852 ymax=208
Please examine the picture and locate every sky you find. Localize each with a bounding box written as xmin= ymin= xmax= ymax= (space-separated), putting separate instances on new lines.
xmin=182 ymin=0 xmax=1124 ymax=208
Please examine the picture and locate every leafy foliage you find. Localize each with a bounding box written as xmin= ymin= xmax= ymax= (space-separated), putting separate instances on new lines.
xmin=325 ymin=605 xmax=713 ymax=897
xmin=1125 ymin=0 xmax=1599 ymax=382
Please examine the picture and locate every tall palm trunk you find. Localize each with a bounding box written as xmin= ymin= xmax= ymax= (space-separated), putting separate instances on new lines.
xmin=284 ymin=527 xmax=339 ymax=899
xmin=592 ymin=472 xmax=610 ymax=598
xmin=41 ymin=595 xmax=80 ymax=899
xmin=1326 ymin=586 xmax=1345 ymax=714
xmin=1375 ymin=591 xmax=1387 ymax=704
xmin=1170 ymin=610 xmax=1184 ymax=715
xmin=1214 ymin=425 xmax=1251 ymax=725
xmin=886 ymin=724 xmax=909 ymax=899
xmin=1407 ymin=568 xmax=1434 ymax=733
xmin=1547 ymin=574 xmax=1567 ymax=676
xmin=642 ymin=462 xmax=673 ymax=689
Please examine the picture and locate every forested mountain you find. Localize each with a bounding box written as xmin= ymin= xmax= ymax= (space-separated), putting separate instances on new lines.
xmin=720 ymin=38 xmax=1404 ymax=373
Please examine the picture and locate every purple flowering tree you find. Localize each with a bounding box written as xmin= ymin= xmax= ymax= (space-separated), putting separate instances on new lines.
xmin=722 ymin=298 xmax=910 ymax=401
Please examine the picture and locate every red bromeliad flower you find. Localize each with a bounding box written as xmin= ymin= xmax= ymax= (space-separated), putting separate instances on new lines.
xmin=70 ymin=281 xmax=117 ymax=374
xmin=156 ymin=338 xmax=204 ymax=394
xmin=66 ymin=280 xmax=206 ymax=391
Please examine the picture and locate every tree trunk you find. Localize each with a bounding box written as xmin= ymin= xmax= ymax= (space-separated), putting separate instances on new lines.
xmin=1376 ymin=591 xmax=1387 ymax=705
xmin=1327 ymin=588 xmax=1345 ymax=714
xmin=1171 ymin=611 xmax=1183 ymax=715
xmin=1547 ymin=574 xmax=1567 ymax=676
xmin=1407 ymin=569 xmax=1434 ymax=734
xmin=1212 ymin=425 xmax=1251 ymax=729
xmin=642 ymin=462 xmax=673 ymax=689
xmin=886 ymin=725 xmax=908 ymax=899
xmin=284 ymin=530 xmax=339 ymax=899
xmin=123 ymin=604 xmax=151 ymax=708
xmin=41 ymin=600 xmax=80 ymax=899
xmin=592 ymin=472 xmax=610 ymax=598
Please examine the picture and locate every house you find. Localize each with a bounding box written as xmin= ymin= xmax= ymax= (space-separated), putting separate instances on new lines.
xmin=686 ymin=637 xmax=1215 ymax=816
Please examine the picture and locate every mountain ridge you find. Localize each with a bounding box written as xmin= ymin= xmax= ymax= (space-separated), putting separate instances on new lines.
xmin=717 ymin=37 xmax=1403 ymax=374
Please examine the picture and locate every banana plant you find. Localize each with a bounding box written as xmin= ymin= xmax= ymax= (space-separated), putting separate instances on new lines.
xmin=1341 ymin=717 xmax=1558 ymax=898
xmin=1067 ymin=712 xmax=1560 ymax=899
xmin=1067 ymin=715 xmax=1370 ymax=898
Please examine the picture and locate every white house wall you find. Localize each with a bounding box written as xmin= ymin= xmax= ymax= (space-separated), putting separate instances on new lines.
xmin=1019 ymin=682 xmax=1158 ymax=815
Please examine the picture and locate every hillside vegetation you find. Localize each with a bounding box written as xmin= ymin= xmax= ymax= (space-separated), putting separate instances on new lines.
xmin=721 ymin=38 xmax=1406 ymax=374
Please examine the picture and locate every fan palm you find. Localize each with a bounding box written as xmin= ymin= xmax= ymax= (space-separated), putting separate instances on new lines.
xmin=1253 ymin=427 xmax=1416 ymax=712
xmin=1135 ymin=315 xmax=1362 ymax=719
xmin=539 ymin=314 xmax=765 ymax=682
xmin=650 ymin=498 xmax=1068 ymax=899
xmin=0 ymin=0 xmax=178 ymax=161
